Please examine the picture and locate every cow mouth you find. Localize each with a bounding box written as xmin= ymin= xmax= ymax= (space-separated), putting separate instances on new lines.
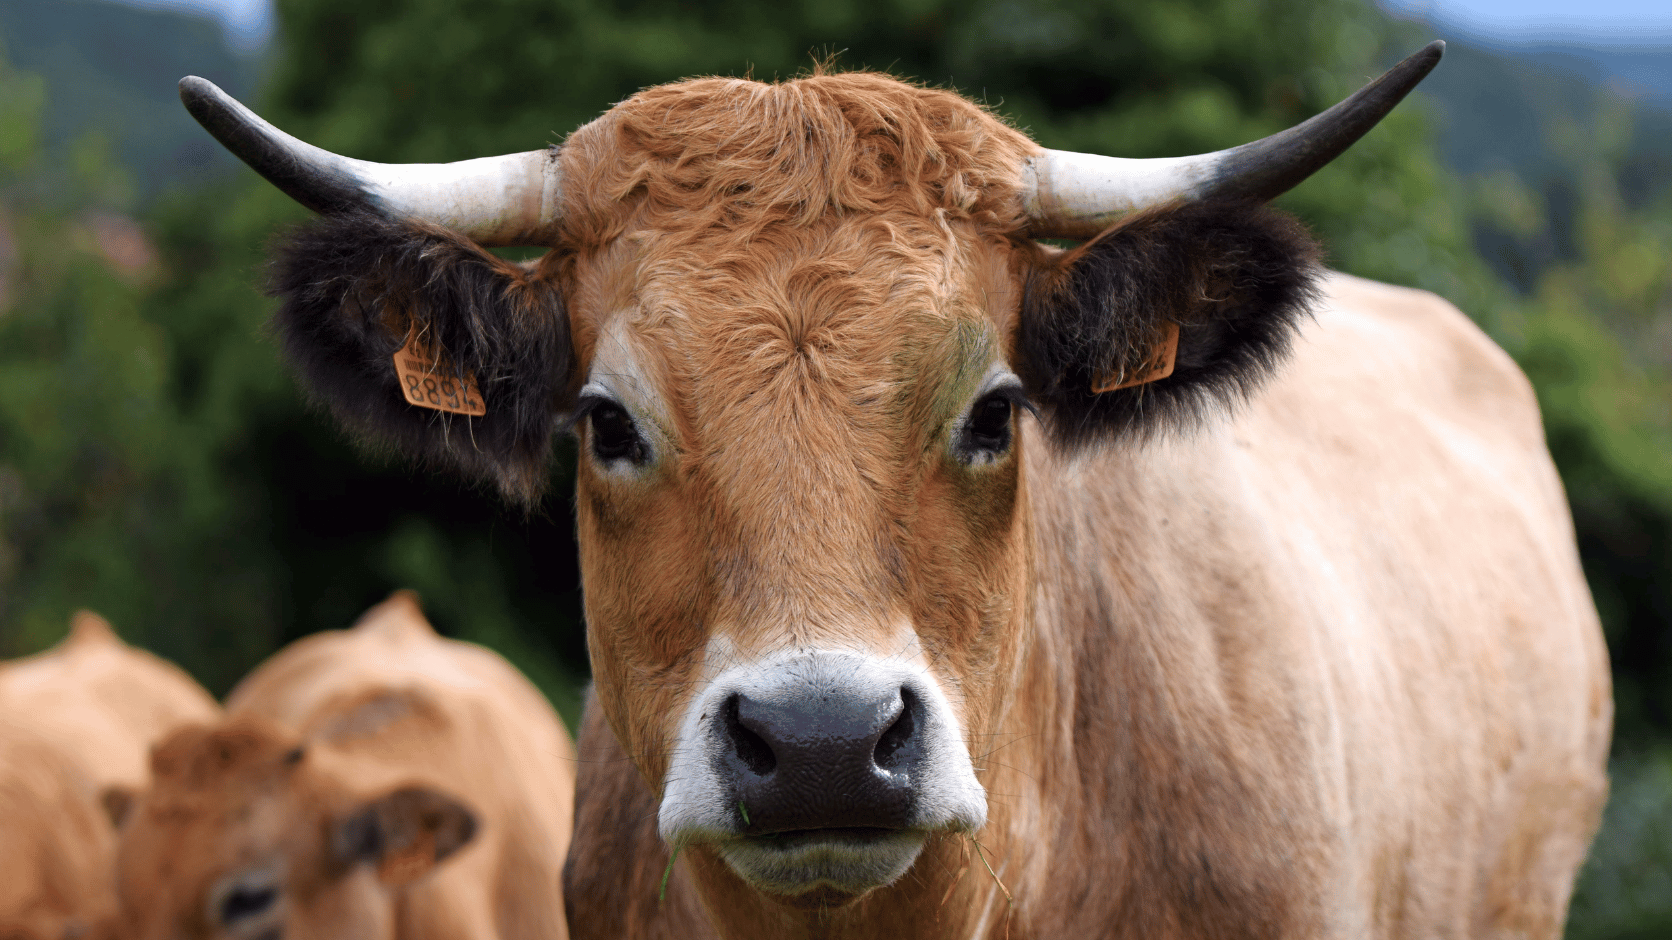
xmin=715 ymin=826 xmax=930 ymax=900
xmin=746 ymin=826 xmax=900 ymax=847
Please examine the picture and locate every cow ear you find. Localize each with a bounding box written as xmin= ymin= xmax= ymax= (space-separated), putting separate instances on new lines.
xmin=334 ymin=785 xmax=478 ymax=886
xmin=271 ymin=209 xmax=573 ymax=505
xmin=101 ymin=784 xmax=138 ymax=828
xmin=1015 ymin=201 xmax=1321 ymax=448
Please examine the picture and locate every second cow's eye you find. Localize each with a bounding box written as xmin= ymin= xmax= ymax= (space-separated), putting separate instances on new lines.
xmin=959 ymin=393 xmax=1015 ymax=461
xmin=589 ymin=402 xmax=647 ymax=465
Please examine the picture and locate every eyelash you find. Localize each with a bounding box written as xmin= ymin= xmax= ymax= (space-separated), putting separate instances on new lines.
xmin=569 ymin=387 xmax=1032 ymax=468
xmin=574 ymin=395 xmax=649 ymax=466
xmin=957 ymin=388 xmax=1034 ymax=463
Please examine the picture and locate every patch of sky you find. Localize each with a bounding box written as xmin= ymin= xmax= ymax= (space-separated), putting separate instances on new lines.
xmin=115 ymin=0 xmax=272 ymax=52
xmin=109 ymin=0 xmax=1671 ymax=56
xmin=1380 ymin=0 xmax=1672 ymax=45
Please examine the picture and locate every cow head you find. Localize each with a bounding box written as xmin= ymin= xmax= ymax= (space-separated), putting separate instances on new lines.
xmin=114 ymin=717 xmax=476 ymax=940
xmin=181 ymin=45 xmax=1439 ymax=908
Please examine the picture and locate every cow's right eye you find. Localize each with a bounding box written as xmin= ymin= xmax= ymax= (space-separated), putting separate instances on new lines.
xmin=588 ymin=401 xmax=647 ymax=465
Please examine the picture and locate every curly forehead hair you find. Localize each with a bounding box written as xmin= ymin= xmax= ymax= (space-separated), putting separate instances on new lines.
xmin=556 ymin=70 xmax=1038 ymax=247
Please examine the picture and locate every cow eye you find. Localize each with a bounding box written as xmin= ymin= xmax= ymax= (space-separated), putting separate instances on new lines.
xmin=588 ymin=401 xmax=647 ymax=465
xmin=220 ymin=884 xmax=278 ymax=925
xmin=959 ymin=392 xmax=1015 ymax=461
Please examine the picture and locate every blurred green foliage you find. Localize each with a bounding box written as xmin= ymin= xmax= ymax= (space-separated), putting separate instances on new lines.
xmin=1570 ymin=748 xmax=1672 ymax=940
xmin=0 ymin=49 xmax=288 ymax=688
xmin=2 ymin=0 xmax=1671 ymax=934
xmin=1497 ymin=101 xmax=1672 ymax=935
xmin=1484 ymin=101 xmax=1672 ymax=750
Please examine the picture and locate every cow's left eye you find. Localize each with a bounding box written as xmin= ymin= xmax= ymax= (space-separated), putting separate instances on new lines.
xmin=586 ymin=400 xmax=648 ymax=465
xmin=958 ymin=393 xmax=1015 ymax=460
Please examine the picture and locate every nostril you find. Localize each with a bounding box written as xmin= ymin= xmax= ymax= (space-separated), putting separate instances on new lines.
xmin=873 ymin=687 xmax=919 ymax=772
xmin=220 ymin=884 xmax=278 ymax=925
xmin=724 ymin=694 xmax=776 ymax=777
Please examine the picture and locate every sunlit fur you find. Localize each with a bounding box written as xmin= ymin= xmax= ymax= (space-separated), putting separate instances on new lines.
xmin=264 ymin=70 xmax=1610 ymax=940
xmin=539 ymin=74 xmax=1048 ymax=933
xmin=552 ymin=74 xmax=1608 ymax=940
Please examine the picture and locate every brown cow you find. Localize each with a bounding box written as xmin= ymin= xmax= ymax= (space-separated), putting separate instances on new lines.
xmin=0 ymin=719 xmax=120 ymax=940
xmin=114 ymin=591 xmax=575 ymax=940
xmin=180 ymin=42 xmax=1611 ymax=940
xmin=0 ymin=611 xmax=220 ymax=940
xmin=0 ymin=611 xmax=222 ymax=801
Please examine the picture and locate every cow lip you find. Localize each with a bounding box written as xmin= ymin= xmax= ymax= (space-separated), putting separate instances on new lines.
xmin=766 ymin=884 xmax=868 ymax=910
xmin=742 ymin=826 xmax=902 ymax=847
xmin=713 ymin=827 xmax=930 ymax=899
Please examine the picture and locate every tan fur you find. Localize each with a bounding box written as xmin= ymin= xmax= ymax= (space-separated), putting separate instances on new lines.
xmin=0 ymin=612 xmax=219 ymax=940
xmin=0 ymin=610 xmax=222 ymax=794
xmin=556 ymin=73 xmax=1608 ymax=940
xmin=0 ymin=720 xmax=122 ymax=940
xmin=556 ymin=71 xmax=1034 ymax=251
xmin=115 ymin=592 xmax=576 ymax=940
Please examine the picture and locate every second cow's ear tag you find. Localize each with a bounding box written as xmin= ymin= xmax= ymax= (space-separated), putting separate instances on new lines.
xmin=392 ymin=327 xmax=486 ymax=416
xmin=1092 ymin=322 xmax=1179 ymax=394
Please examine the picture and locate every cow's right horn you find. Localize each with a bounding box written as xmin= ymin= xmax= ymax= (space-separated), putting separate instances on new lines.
xmin=1021 ymin=42 xmax=1444 ymax=240
xmin=178 ymin=77 xmax=563 ymax=247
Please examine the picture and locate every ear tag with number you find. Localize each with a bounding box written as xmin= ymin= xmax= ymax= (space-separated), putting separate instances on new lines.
xmin=1092 ymin=322 xmax=1179 ymax=394
xmin=393 ymin=328 xmax=486 ymax=416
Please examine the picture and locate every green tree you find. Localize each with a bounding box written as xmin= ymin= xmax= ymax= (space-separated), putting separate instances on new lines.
xmin=0 ymin=46 xmax=290 ymax=689
xmin=1468 ymin=96 xmax=1672 ymax=936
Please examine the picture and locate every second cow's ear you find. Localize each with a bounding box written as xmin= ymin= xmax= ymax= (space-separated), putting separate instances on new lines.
xmin=334 ymin=785 xmax=479 ymax=887
xmin=101 ymin=785 xmax=138 ymax=828
xmin=1015 ymin=201 xmax=1321 ymax=448
xmin=271 ymin=210 xmax=572 ymax=504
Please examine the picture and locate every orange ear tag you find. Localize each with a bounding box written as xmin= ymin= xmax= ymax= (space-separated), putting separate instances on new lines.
xmin=393 ymin=328 xmax=486 ymax=416
xmin=1091 ymin=322 xmax=1180 ymax=394
xmin=376 ymin=830 xmax=438 ymax=886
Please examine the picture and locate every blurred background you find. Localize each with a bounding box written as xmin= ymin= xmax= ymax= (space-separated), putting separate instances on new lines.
xmin=0 ymin=0 xmax=1666 ymax=934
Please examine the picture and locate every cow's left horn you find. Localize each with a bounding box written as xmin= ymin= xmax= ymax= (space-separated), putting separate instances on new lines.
xmin=178 ymin=77 xmax=563 ymax=246
xmin=1022 ymin=42 xmax=1443 ymax=239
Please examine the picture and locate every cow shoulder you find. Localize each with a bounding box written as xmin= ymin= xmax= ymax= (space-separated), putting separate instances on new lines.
xmin=1314 ymin=273 xmax=1544 ymax=443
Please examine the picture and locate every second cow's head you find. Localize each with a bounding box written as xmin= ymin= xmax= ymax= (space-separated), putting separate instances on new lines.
xmin=184 ymin=47 xmax=1438 ymax=905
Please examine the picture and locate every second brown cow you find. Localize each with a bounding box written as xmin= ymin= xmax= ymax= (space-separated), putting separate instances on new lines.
xmin=0 ymin=611 xmax=220 ymax=940
xmin=115 ymin=592 xmax=576 ymax=940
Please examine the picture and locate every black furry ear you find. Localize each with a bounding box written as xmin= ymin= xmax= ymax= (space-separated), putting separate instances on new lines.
xmin=1016 ymin=201 xmax=1321 ymax=448
xmin=270 ymin=210 xmax=572 ymax=504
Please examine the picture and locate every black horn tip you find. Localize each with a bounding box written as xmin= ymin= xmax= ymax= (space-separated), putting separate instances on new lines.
xmin=1393 ymin=40 xmax=1446 ymax=83
xmin=179 ymin=75 xmax=218 ymax=106
xmin=179 ymin=75 xmax=209 ymax=104
xmin=177 ymin=74 xmax=369 ymax=217
xmin=178 ymin=75 xmax=243 ymax=138
xmin=179 ymin=76 xmax=233 ymax=142
xmin=1355 ymin=41 xmax=1445 ymax=114
xmin=1202 ymin=41 xmax=1447 ymax=204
